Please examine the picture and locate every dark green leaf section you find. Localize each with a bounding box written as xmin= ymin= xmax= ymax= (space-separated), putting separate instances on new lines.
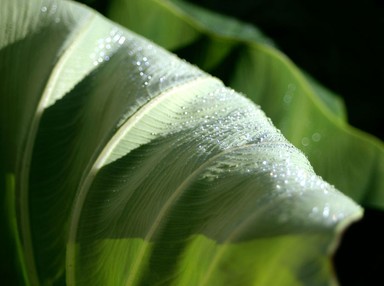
xmin=1 ymin=0 xmax=362 ymax=285
xmin=1 ymin=174 xmax=28 ymax=286
xmin=108 ymin=0 xmax=384 ymax=209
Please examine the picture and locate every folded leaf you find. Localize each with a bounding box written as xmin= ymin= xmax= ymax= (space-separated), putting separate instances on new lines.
xmin=0 ymin=0 xmax=362 ymax=285
xmin=108 ymin=0 xmax=384 ymax=209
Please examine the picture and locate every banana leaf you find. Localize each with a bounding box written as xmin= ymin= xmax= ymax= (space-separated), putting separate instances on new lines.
xmin=0 ymin=0 xmax=364 ymax=285
xmin=109 ymin=0 xmax=384 ymax=209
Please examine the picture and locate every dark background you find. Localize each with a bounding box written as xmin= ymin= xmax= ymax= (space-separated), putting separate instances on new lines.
xmin=83 ymin=0 xmax=384 ymax=285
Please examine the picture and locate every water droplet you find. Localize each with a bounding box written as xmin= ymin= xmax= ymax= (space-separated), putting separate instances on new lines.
xmin=283 ymin=94 xmax=292 ymax=104
xmin=311 ymin=132 xmax=322 ymax=142
xmin=301 ymin=137 xmax=310 ymax=147
xmin=283 ymin=84 xmax=296 ymax=104
xmin=41 ymin=6 xmax=47 ymax=12
xmin=113 ymin=34 xmax=120 ymax=42
xmin=288 ymin=83 xmax=296 ymax=91
xmin=118 ymin=37 xmax=126 ymax=45
xmin=110 ymin=29 xmax=118 ymax=36
xmin=323 ymin=205 xmax=330 ymax=218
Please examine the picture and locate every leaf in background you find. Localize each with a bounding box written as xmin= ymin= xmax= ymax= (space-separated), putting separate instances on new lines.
xmin=1 ymin=0 xmax=362 ymax=285
xmin=108 ymin=0 xmax=384 ymax=210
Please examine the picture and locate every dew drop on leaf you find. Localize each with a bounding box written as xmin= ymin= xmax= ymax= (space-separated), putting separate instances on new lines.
xmin=312 ymin=132 xmax=322 ymax=142
xmin=301 ymin=137 xmax=310 ymax=146
xmin=118 ymin=37 xmax=126 ymax=45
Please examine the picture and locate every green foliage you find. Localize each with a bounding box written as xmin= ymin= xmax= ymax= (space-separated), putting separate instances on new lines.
xmin=0 ymin=0 xmax=381 ymax=285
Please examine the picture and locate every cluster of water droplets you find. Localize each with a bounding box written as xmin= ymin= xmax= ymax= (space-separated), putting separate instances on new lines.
xmin=167 ymin=86 xmax=287 ymax=157
xmin=99 ymin=29 xmax=206 ymax=128
xmin=301 ymin=132 xmax=322 ymax=147
xmin=281 ymin=83 xmax=324 ymax=148
xmin=283 ymin=83 xmax=296 ymax=105
xmin=40 ymin=2 xmax=61 ymax=23
xmin=125 ymin=38 xmax=203 ymax=95
xmin=269 ymin=155 xmax=345 ymax=226
xmin=90 ymin=27 xmax=126 ymax=67
xmin=201 ymin=137 xmax=348 ymax=229
xmin=175 ymin=83 xmax=350 ymax=228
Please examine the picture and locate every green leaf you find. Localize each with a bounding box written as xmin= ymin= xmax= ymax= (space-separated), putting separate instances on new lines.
xmin=1 ymin=174 xmax=28 ymax=286
xmin=108 ymin=0 xmax=384 ymax=209
xmin=1 ymin=0 xmax=362 ymax=285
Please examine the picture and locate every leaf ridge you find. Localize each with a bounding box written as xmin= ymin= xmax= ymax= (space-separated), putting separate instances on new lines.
xmin=17 ymin=11 xmax=97 ymax=285
xmin=66 ymin=75 xmax=214 ymax=284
